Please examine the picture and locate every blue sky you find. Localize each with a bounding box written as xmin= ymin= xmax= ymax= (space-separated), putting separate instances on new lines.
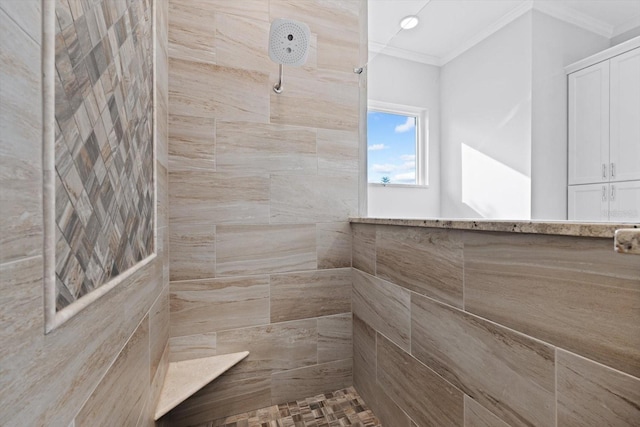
xmin=367 ymin=111 xmax=417 ymax=184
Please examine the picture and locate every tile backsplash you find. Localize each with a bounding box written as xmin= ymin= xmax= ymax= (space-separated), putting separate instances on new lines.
xmin=54 ymin=0 xmax=154 ymax=309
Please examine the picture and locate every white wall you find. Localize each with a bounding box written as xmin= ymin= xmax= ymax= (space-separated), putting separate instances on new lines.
xmin=367 ymin=53 xmax=441 ymax=218
xmin=531 ymin=11 xmax=610 ymax=220
xmin=611 ymin=26 xmax=640 ymax=46
xmin=440 ymin=13 xmax=533 ymax=219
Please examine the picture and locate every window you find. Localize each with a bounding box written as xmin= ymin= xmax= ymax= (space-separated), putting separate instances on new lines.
xmin=367 ymin=102 xmax=426 ymax=186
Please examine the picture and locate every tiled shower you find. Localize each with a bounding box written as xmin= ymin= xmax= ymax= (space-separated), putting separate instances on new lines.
xmin=1 ymin=1 xmax=639 ymax=426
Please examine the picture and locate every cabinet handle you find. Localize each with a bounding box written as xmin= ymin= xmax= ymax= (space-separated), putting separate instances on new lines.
xmin=611 ymin=185 xmax=615 ymax=201
xmin=602 ymin=163 xmax=607 ymax=179
xmin=602 ymin=185 xmax=607 ymax=201
xmin=611 ymin=163 xmax=615 ymax=178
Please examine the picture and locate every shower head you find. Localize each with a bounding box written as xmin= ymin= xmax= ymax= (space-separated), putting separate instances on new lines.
xmin=268 ymin=18 xmax=311 ymax=66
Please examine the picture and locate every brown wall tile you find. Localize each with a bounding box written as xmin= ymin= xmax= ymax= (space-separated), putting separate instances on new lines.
xmin=318 ymin=313 xmax=352 ymax=364
xmin=411 ymin=293 xmax=555 ymax=427
xmin=352 ymin=223 xmax=376 ymax=275
xmin=168 ymin=114 xmax=215 ymax=172
xmin=377 ymin=226 xmax=464 ymax=308
xmin=271 ymin=358 xmax=353 ymax=404
xmin=464 ymin=396 xmax=510 ymax=427
xmin=216 ymin=319 xmax=318 ymax=381
xmin=149 ymin=285 xmax=170 ymax=383
xmin=464 ymin=231 xmax=640 ymax=377
xmin=169 ymin=223 xmax=215 ymax=282
xmin=216 ymin=224 xmax=317 ymax=276
xmin=317 ymin=222 xmax=352 ymax=269
xmin=352 ymin=269 xmax=410 ymax=351
xmin=170 ymin=276 xmax=269 ymax=337
xmin=377 ymin=334 xmax=464 ymax=427
xmin=270 ymin=268 xmax=351 ymax=323
xmin=169 ymin=332 xmax=217 ymax=363
xmin=557 ymin=350 xmax=640 ymax=427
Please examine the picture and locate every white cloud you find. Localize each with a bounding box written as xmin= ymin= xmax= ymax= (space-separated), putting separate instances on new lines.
xmin=368 ymin=144 xmax=387 ymax=151
xmin=400 ymin=161 xmax=415 ymax=170
xmin=400 ymin=154 xmax=416 ymax=161
xmin=393 ymin=172 xmax=416 ymax=183
xmin=372 ymin=163 xmax=397 ymax=173
xmin=394 ymin=117 xmax=415 ymax=133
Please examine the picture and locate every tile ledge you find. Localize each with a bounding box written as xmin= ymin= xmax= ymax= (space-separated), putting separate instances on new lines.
xmin=154 ymin=351 xmax=249 ymax=420
xmin=349 ymin=217 xmax=640 ymax=239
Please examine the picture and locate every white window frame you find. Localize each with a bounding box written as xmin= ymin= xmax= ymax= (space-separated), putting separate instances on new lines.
xmin=367 ymin=100 xmax=428 ymax=187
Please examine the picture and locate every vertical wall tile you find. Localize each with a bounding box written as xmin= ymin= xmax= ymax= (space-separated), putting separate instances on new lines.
xmin=557 ymin=350 xmax=640 ymax=427
xmin=317 ymin=128 xmax=359 ymax=176
xmin=169 ymin=223 xmax=216 ymax=282
xmin=216 ymin=224 xmax=317 ymax=276
xmin=411 ymin=293 xmax=555 ymax=427
xmin=270 ymin=268 xmax=351 ymax=323
xmin=352 ymin=223 xmax=376 ymax=275
xmin=170 ymin=276 xmax=270 ymax=337
xmin=464 ymin=231 xmax=640 ymax=378
xmin=317 ymin=222 xmax=352 ymax=269
xmin=377 ymin=226 xmax=464 ymax=308
xmin=216 ymin=319 xmax=318 ymax=381
xmin=168 ymin=114 xmax=216 ymax=172
xmin=169 ymin=332 xmax=217 ymax=363
xmin=149 ymin=285 xmax=169 ymax=383
xmin=271 ymin=358 xmax=353 ymax=404
xmin=318 ymin=313 xmax=352 ymax=364
xmin=168 ymin=1 xmax=217 ymax=65
xmin=352 ymin=269 xmax=410 ymax=351
xmin=215 ymin=13 xmax=270 ymax=72
xmin=377 ymin=334 xmax=464 ymax=427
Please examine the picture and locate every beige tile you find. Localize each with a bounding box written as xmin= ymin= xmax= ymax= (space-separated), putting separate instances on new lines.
xmin=352 ymin=315 xmax=412 ymax=427
xmin=150 ymin=285 xmax=170 ymax=383
xmin=464 ymin=231 xmax=640 ymax=378
xmin=0 ymin=0 xmax=40 ymax=43
xmin=216 ymin=224 xmax=316 ymax=276
xmin=216 ymin=121 xmax=317 ymax=175
xmin=215 ymin=13 xmax=271 ymax=72
xmin=168 ymin=1 xmax=217 ymax=65
xmin=270 ymin=174 xmax=358 ymax=224
xmin=269 ymin=0 xmax=359 ymax=41
xmin=377 ymin=226 xmax=464 ymax=308
xmin=352 ymin=269 xmax=410 ymax=351
xmin=0 ymin=8 xmax=42 ymax=263
xmin=216 ymin=319 xmax=318 ymax=381
xmin=165 ymin=375 xmax=271 ymax=427
xmin=318 ymin=313 xmax=352 ymax=364
xmin=157 ymin=161 xmax=169 ymax=229
xmin=377 ymin=333 xmax=464 ymax=427
xmin=169 ymin=223 xmax=216 ymax=282
xmin=411 ymin=293 xmax=555 ymax=427
xmin=270 ymin=268 xmax=351 ymax=323
xmin=144 ymin=342 xmax=169 ymax=427
xmin=270 ymin=70 xmax=358 ymax=131
xmin=317 ymin=222 xmax=352 ymax=269
xmin=271 ymin=358 xmax=352 ymax=404
xmin=351 ymin=223 xmax=376 ymax=275
xmin=76 ymin=316 xmax=150 ymax=426
xmin=169 ymin=57 xmax=269 ymax=123
xmin=317 ymin=128 xmax=359 ymax=176
xmin=168 ymin=114 xmax=215 ymax=172
xmin=169 ymin=332 xmax=217 ymax=363
xmin=169 ymin=170 xmax=269 ymax=225
xmin=170 ymin=276 xmax=270 ymax=337
xmin=464 ymin=396 xmax=510 ymax=427
xmin=207 ymin=0 xmax=269 ymax=21
xmin=557 ymin=350 xmax=640 ymax=427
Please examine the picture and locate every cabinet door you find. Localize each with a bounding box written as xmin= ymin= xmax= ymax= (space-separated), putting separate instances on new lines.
xmin=610 ymin=181 xmax=640 ymax=223
xmin=610 ymin=48 xmax=640 ymax=182
xmin=568 ymin=183 xmax=608 ymax=222
xmin=568 ymin=61 xmax=610 ymax=185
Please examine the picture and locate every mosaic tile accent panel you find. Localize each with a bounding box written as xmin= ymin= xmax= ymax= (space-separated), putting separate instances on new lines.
xmin=54 ymin=0 xmax=154 ymax=310
xmin=200 ymin=387 xmax=381 ymax=427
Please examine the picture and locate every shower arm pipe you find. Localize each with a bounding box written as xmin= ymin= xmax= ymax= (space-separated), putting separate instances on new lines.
xmin=273 ymin=64 xmax=284 ymax=94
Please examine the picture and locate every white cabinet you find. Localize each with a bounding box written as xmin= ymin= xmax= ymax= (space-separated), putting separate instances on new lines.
xmin=610 ymin=48 xmax=640 ymax=183
xmin=568 ymin=61 xmax=609 ymax=185
xmin=569 ymin=182 xmax=640 ymax=222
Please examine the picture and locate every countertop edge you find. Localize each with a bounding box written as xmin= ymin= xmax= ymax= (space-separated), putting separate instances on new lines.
xmin=349 ymin=217 xmax=640 ymax=239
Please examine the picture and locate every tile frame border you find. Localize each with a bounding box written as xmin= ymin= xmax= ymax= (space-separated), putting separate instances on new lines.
xmin=42 ymin=0 xmax=158 ymax=333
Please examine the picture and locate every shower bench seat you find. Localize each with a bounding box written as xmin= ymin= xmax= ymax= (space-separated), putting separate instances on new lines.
xmin=154 ymin=351 xmax=250 ymax=420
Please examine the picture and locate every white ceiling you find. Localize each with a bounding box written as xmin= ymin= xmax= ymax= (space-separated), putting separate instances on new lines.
xmin=369 ymin=0 xmax=640 ymax=65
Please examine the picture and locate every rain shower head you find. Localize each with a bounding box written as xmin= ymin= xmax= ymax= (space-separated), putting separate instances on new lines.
xmin=268 ymin=18 xmax=311 ymax=66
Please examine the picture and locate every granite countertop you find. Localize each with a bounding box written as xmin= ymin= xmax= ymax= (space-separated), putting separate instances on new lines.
xmin=349 ymin=217 xmax=640 ymax=241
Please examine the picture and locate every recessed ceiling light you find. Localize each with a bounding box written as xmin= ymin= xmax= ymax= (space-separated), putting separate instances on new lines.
xmin=400 ymin=15 xmax=419 ymax=30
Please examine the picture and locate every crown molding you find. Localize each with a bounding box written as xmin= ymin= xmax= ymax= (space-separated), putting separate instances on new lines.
xmin=612 ymin=14 xmax=640 ymax=38
xmin=369 ymin=40 xmax=442 ymax=66
xmin=532 ymin=0 xmax=613 ymax=38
